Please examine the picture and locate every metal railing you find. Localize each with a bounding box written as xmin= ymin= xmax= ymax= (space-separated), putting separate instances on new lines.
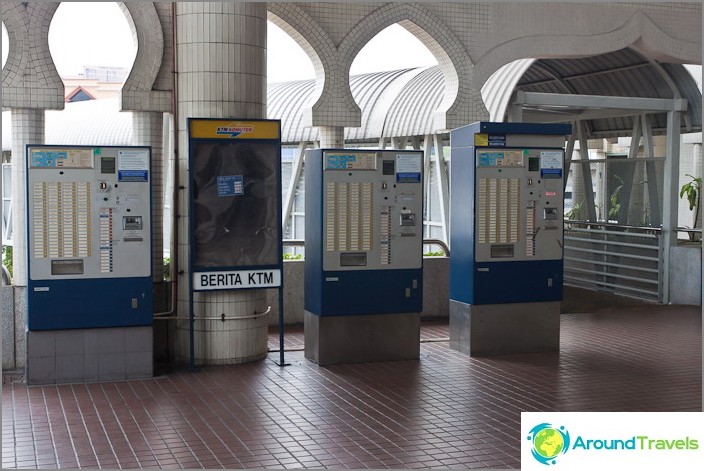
xmin=563 ymin=221 xmax=661 ymax=301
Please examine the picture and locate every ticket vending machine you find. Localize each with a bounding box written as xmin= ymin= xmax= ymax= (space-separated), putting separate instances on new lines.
xmin=449 ymin=122 xmax=571 ymax=355
xmin=26 ymin=145 xmax=153 ymax=384
xmin=304 ymin=149 xmax=423 ymax=365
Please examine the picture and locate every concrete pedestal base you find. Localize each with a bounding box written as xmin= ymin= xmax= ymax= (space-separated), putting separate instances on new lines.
xmin=26 ymin=326 xmax=153 ymax=385
xmin=449 ymin=300 xmax=560 ymax=356
xmin=304 ymin=311 xmax=420 ymax=366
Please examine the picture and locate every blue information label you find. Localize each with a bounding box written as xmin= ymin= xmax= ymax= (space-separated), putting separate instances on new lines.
xmin=396 ymin=172 xmax=421 ymax=183
xmin=326 ymin=155 xmax=356 ymax=169
xmin=118 ymin=170 xmax=149 ymax=182
xmin=31 ymin=151 xmax=67 ymax=167
xmin=478 ymin=152 xmax=504 ymax=166
xmin=540 ymin=168 xmax=563 ymax=178
xmin=216 ymin=175 xmax=244 ymax=197
xmin=487 ymin=134 xmax=506 ymax=147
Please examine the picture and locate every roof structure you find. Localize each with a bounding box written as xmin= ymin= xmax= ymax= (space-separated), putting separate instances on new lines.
xmin=2 ymin=50 xmax=701 ymax=151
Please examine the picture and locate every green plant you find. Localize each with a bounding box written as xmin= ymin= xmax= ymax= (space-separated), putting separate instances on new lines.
xmin=2 ymin=245 xmax=12 ymax=279
xmin=163 ymin=257 xmax=171 ymax=281
xmin=283 ymin=253 xmax=303 ymax=260
xmin=423 ymin=250 xmax=445 ymax=257
xmin=680 ymin=174 xmax=702 ymax=229
xmin=608 ymin=175 xmax=624 ymax=219
xmin=565 ymin=200 xmax=584 ymax=221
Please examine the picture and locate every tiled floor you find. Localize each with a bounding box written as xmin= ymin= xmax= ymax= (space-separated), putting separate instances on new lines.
xmin=2 ymin=304 xmax=701 ymax=469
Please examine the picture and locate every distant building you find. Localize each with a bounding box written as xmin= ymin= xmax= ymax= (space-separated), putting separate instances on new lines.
xmin=62 ymin=66 xmax=128 ymax=102
xmin=82 ymin=65 xmax=129 ymax=83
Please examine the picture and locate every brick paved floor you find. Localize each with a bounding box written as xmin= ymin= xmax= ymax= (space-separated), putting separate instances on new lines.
xmin=2 ymin=304 xmax=701 ymax=469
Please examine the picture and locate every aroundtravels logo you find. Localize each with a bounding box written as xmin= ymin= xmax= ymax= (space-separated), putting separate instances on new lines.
xmin=526 ymin=423 xmax=571 ymax=465
xmin=526 ymin=421 xmax=700 ymax=466
xmin=216 ymin=123 xmax=254 ymax=138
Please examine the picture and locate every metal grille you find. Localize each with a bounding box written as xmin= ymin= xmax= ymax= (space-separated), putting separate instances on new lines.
xmin=563 ymin=222 xmax=661 ymax=301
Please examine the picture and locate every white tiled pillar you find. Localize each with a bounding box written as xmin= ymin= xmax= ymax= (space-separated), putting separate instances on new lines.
xmin=11 ymin=109 xmax=45 ymax=286
xmin=132 ymin=111 xmax=165 ymax=282
xmin=175 ymin=2 xmax=269 ymax=364
xmin=319 ymin=126 xmax=345 ymax=149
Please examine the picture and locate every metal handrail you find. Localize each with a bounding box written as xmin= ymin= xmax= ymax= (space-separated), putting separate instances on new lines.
xmin=423 ymin=239 xmax=450 ymax=256
xmin=154 ymin=305 xmax=271 ymax=321
xmin=564 ymin=220 xmax=662 ymax=233
xmin=564 ymin=235 xmax=659 ymax=250
xmin=675 ymin=227 xmax=703 ymax=234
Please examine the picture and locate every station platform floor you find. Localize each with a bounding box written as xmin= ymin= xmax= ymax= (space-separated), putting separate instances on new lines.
xmin=2 ymin=302 xmax=701 ymax=469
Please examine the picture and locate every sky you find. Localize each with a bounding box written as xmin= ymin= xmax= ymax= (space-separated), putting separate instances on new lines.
xmin=1 ymin=2 xmax=437 ymax=81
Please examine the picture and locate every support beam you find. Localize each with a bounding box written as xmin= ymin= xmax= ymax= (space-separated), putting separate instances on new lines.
xmin=514 ymin=91 xmax=688 ymax=112
xmin=433 ymin=134 xmax=449 ymax=243
xmin=641 ymin=114 xmax=661 ymax=226
xmin=422 ymin=135 xmax=432 ymax=239
xmin=522 ymin=108 xmax=644 ymax=124
xmin=564 ymin=125 xmax=576 ymax=192
xmin=619 ymin=116 xmax=642 ymax=224
xmin=576 ymin=121 xmax=597 ymax=221
xmin=661 ymin=110 xmax=682 ymax=304
xmin=509 ymin=101 xmax=523 ymax=122
xmin=283 ymin=141 xmax=307 ymax=235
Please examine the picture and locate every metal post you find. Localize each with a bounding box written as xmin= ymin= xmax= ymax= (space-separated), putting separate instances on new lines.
xmin=434 ymin=134 xmax=450 ymax=243
xmin=661 ymin=110 xmax=681 ymax=304
xmin=564 ymin=125 xmax=576 ymax=192
xmin=642 ymin=114 xmax=662 ymax=226
xmin=576 ymin=121 xmax=597 ymax=221
xmin=423 ymin=135 xmax=432 ymax=240
xmin=275 ymin=286 xmax=289 ymax=366
xmin=189 ymin=275 xmax=196 ymax=371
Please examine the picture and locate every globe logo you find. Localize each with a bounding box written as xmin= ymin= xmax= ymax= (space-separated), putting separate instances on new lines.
xmin=527 ymin=423 xmax=571 ymax=465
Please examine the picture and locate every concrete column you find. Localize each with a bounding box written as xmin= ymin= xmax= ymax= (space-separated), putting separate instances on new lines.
xmin=175 ymin=2 xmax=269 ymax=364
xmin=132 ymin=111 xmax=165 ymax=282
xmin=11 ymin=109 xmax=45 ymax=286
xmin=319 ymin=126 xmax=345 ymax=148
xmin=9 ymin=108 xmax=44 ymax=370
xmin=662 ymin=110 xmax=682 ymax=304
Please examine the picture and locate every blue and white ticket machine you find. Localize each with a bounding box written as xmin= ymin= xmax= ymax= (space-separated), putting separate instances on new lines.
xmin=26 ymin=145 xmax=153 ymax=384
xmin=449 ymin=122 xmax=571 ymax=355
xmin=304 ymin=149 xmax=424 ymax=365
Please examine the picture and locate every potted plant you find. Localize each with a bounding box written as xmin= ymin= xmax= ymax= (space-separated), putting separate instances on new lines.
xmin=679 ymin=174 xmax=702 ymax=242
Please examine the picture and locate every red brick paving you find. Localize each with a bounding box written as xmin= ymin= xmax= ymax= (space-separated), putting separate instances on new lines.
xmin=3 ymin=305 xmax=701 ymax=469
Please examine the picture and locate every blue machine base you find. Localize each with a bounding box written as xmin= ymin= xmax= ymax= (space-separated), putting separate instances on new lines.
xmin=27 ymin=277 xmax=153 ymax=330
xmin=306 ymin=268 xmax=422 ymax=317
xmin=450 ymin=259 xmax=563 ymax=305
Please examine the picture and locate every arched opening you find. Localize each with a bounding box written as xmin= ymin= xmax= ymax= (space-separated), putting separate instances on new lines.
xmin=48 ymin=2 xmax=136 ymax=101
xmin=483 ymin=49 xmax=703 ymax=302
xmin=349 ymin=24 xmax=436 ymax=75
xmin=349 ymin=24 xmax=448 ymax=244
xmin=1 ymin=22 xmax=8 ymax=69
xmin=1 ymin=20 xmax=9 ymax=260
xmin=267 ymin=21 xmax=315 ymax=83
xmin=266 ymin=20 xmax=316 ymax=250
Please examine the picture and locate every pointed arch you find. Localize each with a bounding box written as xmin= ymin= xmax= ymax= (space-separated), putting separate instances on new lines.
xmin=338 ymin=3 xmax=486 ymax=131
xmin=119 ymin=2 xmax=171 ymax=112
xmin=267 ymin=3 xmax=354 ymax=128
xmin=2 ymin=2 xmax=63 ymax=109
